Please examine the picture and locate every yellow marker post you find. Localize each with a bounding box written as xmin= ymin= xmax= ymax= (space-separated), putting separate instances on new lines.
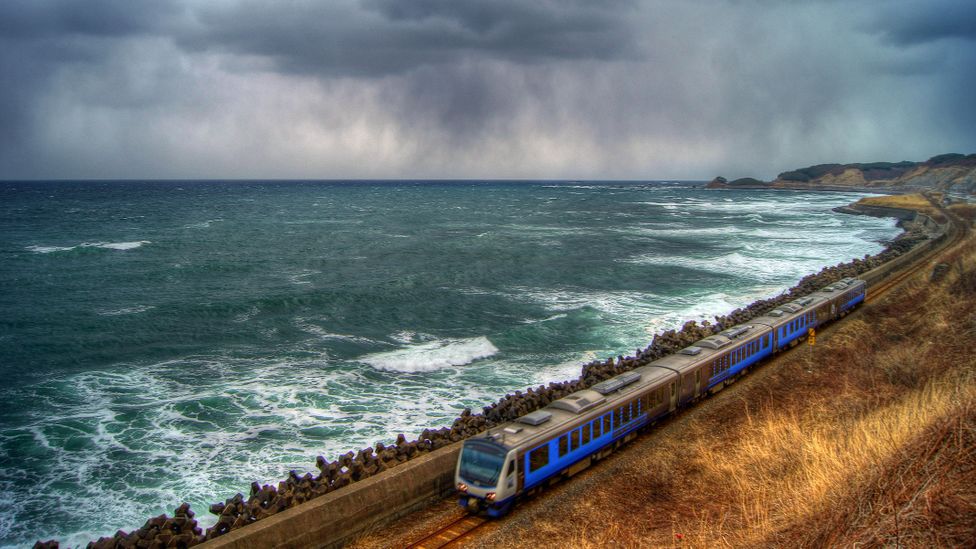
xmin=807 ymin=327 xmax=816 ymax=372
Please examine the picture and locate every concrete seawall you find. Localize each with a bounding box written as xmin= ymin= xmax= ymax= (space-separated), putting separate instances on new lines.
xmin=199 ymin=445 xmax=461 ymax=549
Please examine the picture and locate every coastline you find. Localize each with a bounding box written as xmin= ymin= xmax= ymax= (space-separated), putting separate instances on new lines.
xmin=63 ymin=191 xmax=940 ymax=549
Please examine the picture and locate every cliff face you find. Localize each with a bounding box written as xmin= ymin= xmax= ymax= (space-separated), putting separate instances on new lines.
xmin=710 ymin=154 xmax=976 ymax=194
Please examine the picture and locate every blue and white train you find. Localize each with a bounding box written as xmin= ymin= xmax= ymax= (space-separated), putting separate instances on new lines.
xmin=454 ymin=278 xmax=866 ymax=516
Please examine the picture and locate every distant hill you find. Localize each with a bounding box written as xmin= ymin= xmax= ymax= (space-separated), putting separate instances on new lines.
xmin=708 ymin=153 xmax=976 ymax=194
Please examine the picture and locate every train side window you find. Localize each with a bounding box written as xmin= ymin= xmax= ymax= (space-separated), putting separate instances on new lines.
xmin=508 ymin=460 xmax=515 ymax=476
xmin=603 ymin=413 xmax=611 ymax=433
xmin=615 ymin=406 xmax=623 ymax=427
xmin=558 ymin=435 xmax=568 ymax=456
xmin=670 ymin=383 xmax=675 ymax=396
xmin=623 ymin=403 xmax=631 ymax=423
xmin=570 ymin=428 xmax=580 ymax=450
xmin=582 ymin=424 xmax=591 ymax=445
xmin=529 ymin=445 xmax=549 ymax=472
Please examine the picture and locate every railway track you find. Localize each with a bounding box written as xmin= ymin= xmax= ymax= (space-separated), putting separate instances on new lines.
xmin=403 ymin=201 xmax=967 ymax=549
xmin=866 ymin=203 xmax=966 ymax=303
xmin=404 ymin=514 xmax=486 ymax=549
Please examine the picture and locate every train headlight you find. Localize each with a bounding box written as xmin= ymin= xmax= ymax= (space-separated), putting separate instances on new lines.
xmin=457 ymin=482 xmax=468 ymax=493
xmin=486 ymin=492 xmax=496 ymax=502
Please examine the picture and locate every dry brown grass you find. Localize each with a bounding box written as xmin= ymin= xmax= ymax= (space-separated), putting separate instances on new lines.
xmin=948 ymin=203 xmax=976 ymax=224
xmin=857 ymin=194 xmax=944 ymax=221
xmin=464 ymin=235 xmax=976 ymax=549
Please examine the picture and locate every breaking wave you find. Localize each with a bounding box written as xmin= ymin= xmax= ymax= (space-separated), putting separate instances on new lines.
xmin=361 ymin=336 xmax=499 ymax=373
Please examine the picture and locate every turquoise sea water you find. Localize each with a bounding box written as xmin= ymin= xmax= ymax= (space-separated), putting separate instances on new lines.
xmin=0 ymin=180 xmax=901 ymax=546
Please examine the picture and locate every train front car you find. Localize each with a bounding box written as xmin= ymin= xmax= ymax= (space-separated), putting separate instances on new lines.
xmin=455 ymin=436 xmax=518 ymax=517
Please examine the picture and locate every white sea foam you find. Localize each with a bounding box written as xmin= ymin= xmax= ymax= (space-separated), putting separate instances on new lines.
xmin=25 ymin=245 xmax=75 ymax=253
xmin=97 ymin=305 xmax=155 ymax=316
xmin=184 ymin=219 xmax=222 ymax=229
xmin=361 ymin=336 xmax=499 ymax=373
xmin=285 ymin=269 xmax=319 ymax=286
xmin=26 ymin=241 xmax=151 ymax=253
xmin=503 ymin=286 xmax=658 ymax=318
xmin=620 ymin=250 xmax=820 ymax=283
xmin=520 ymin=313 xmax=568 ymax=324
xmin=91 ymin=241 xmax=151 ymax=251
xmin=293 ymin=317 xmax=382 ymax=346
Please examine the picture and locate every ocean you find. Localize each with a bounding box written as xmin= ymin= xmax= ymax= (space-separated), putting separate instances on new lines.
xmin=0 ymin=180 xmax=901 ymax=546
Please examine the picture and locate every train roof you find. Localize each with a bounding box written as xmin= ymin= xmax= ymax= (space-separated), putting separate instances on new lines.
xmin=477 ymin=366 xmax=677 ymax=451
xmin=750 ymin=278 xmax=864 ymax=328
xmin=471 ymin=280 xmax=866 ymax=453
xmin=752 ymin=294 xmax=828 ymax=328
xmin=646 ymin=323 xmax=772 ymax=375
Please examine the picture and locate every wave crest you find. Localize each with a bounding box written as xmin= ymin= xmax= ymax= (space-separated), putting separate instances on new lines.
xmin=361 ymin=336 xmax=498 ymax=373
xmin=26 ymin=241 xmax=151 ymax=253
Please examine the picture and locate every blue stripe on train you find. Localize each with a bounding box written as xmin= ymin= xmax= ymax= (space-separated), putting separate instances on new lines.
xmin=707 ymin=343 xmax=772 ymax=387
xmin=521 ymin=407 xmax=669 ymax=490
xmin=843 ymin=293 xmax=864 ymax=310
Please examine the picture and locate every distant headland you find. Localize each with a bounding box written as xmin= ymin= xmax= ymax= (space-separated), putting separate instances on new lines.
xmin=708 ymin=153 xmax=976 ymax=195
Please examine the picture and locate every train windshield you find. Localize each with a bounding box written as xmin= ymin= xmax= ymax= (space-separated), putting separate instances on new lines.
xmin=459 ymin=440 xmax=506 ymax=487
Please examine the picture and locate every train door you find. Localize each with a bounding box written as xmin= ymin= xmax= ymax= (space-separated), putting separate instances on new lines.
xmin=516 ymin=452 xmax=525 ymax=491
xmin=505 ymin=457 xmax=517 ymax=492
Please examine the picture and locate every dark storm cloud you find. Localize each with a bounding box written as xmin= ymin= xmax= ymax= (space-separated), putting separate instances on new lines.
xmin=0 ymin=0 xmax=174 ymax=39
xmin=175 ymin=0 xmax=641 ymax=78
xmin=873 ymin=0 xmax=976 ymax=46
xmin=0 ymin=0 xmax=974 ymax=179
xmin=0 ymin=0 xmax=179 ymax=171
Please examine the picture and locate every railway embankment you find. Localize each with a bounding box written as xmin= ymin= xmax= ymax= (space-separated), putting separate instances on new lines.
xmin=44 ymin=195 xmax=961 ymax=549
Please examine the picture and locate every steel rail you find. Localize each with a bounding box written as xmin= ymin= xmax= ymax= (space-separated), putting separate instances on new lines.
xmin=404 ymin=514 xmax=487 ymax=549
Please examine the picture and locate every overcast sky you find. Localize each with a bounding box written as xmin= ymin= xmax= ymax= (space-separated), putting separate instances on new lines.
xmin=0 ymin=0 xmax=974 ymax=180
